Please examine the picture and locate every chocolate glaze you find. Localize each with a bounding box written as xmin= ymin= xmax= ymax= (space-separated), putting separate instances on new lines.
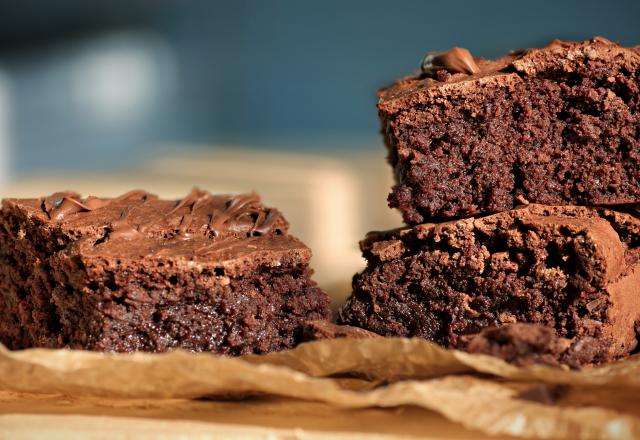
xmin=83 ymin=196 xmax=112 ymax=210
xmin=420 ymin=47 xmax=480 ymax=76
xmin=115 ymin=189 xmax=156 ymax=202
xmin=50 ymin=197 xmax=93 ymax=221
xmin=42 ymin=191 xmax=78 ymax=219
xmin=42 ymin=189 xmax=154 ymax=221
xmin=38 ymin=188 xmax=286 ymax=243
xmin=15 ymin=188 xmax=297 ymax=271
xmin=108 ymin=209 xmax=141 ymax=241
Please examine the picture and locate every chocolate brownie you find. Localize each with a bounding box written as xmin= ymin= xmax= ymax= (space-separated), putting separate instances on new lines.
xmin=463 ymin=323 xmax=596 ymax=368
xmin=302 ymin=320 xmax=380 ymax=342
xmin=0 ymin=189 xmax=330 ymax=354
xmin=379 ymin=37 xmax=640 ymax=223
xmin=339 ymin=204 xmax=640 ymax=364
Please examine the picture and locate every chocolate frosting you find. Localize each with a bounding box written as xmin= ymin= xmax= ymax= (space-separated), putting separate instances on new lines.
xmin=420 ymin=47 xmax=480 ymax=76
xmin=5 ymin=188 xmax=304 ymax=273
xmin=380 ymin=37 xmax=638 ymax=114
xmin=39 ymin=188 xmax=287 ymax=241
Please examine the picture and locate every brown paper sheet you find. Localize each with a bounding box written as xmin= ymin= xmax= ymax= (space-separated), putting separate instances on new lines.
xmin=2 ymin=339 xmax=640 ymax=439
xmin=251 ymin=337 xmax=640 ymax=387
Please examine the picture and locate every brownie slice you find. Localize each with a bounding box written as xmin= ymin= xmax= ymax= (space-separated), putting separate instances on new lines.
xmin=339 ymin=204 xmax=640 ymax=364
xmin=0 ymin=189 xmax=330 ymax=354
xmin=379 ymin=37 xmax=640 ymax=223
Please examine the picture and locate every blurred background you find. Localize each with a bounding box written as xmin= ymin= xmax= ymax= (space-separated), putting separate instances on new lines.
xmin=0 ymin=0 xmax=638 ymax=299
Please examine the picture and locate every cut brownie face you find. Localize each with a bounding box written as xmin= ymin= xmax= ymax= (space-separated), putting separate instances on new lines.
xmin=379 ymin=37 xmax=640 ymax=223
xmin=0 ymin=189 xmax=330 ymax=354
xmin=339 ymin=204 xmax=640 ymax=364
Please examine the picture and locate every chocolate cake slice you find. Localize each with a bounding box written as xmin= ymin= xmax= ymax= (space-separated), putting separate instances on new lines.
xmin=339 ymin=204 xmax=640 ymax=364
xmin=0 ymin=189 xmax=330 ymax=354
xmin=379 ymin=37 xmax=640 ymax=223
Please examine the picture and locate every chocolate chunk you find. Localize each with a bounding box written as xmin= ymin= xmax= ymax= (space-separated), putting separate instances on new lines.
xmin=420 ymin=47 xmax=480 ymax=76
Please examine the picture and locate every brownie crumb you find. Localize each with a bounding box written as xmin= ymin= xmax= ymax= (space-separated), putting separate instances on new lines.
xmin=464 ymin=323 xmax=585 ymax=368
xmin=302 ymin=320 xmax=380 ymax=342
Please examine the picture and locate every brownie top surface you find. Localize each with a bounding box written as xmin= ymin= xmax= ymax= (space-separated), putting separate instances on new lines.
xmin=363 ymin=204 xmax=640 ymax=244
xmin=378 ymin=36 xmax=640 ymax=114
xmin=3 ymin=188 xmax=311 ymax=270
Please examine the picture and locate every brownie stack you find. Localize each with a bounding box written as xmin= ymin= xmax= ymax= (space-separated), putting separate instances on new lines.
xmin=339 ymin=37 xmax=640 ymax=366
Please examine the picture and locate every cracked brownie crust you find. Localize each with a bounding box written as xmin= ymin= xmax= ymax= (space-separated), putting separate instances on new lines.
xmin=339 ymin=204 xmax=640 ymax=364
xmin=380 ymin=37 xmax=640 ymax=223
xmin=0 ymin=189 xmax=330 ymax=354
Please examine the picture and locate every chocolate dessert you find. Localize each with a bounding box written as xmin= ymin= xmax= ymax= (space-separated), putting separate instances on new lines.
xmin=0 ymin=189 xmax=330 ymax=354
xmin=339 ymin=204 xmax=640 ymax=364
xmin=464 ymin=323 xmax=595 ymax=368
xmin=380 ymin=37 xmax=640 ymax=223
xmin=302 ymin=320 xmax=380 ymax=342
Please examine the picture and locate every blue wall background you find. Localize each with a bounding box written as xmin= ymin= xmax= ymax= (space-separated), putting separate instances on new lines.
xmin=0 ymin=0 xmax=639 ymax=174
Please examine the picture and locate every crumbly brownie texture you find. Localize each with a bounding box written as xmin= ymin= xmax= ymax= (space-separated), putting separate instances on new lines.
xmin=339 ymin=204 xmax=640 ymax=364
xmin=463 ymin=323 xmax=597 ymax=368
xmin=302 ymin=320 xmax=380 ymax=342
xmin=0 ymin=189 xmax=330 ymax=354
xmin=379 ymin=37 xmax=640 ymax=223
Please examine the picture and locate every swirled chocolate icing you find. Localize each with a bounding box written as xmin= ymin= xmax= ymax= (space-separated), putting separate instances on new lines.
xmin=7 ymin=188 xmax=302 ymax=273
xmin=39 ymin=188 xmax=287 ymax=240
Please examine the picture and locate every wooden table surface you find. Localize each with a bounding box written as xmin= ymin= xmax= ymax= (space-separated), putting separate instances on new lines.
xmin=0 ymin=390 xmax=518 ymax=440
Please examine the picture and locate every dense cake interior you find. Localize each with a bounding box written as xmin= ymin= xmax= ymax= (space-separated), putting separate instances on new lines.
xmin=381 ymin=39 xmax=640 ymax=222
xmin=0 ymin=190 xmax=330 ymax=353
xmin=339 ymin=205 xmax=640 ymax=363
xmin=0 ymin=200 xmax=69 ymax=348
xmin=51 ymin=253 xmax=327 ymax=354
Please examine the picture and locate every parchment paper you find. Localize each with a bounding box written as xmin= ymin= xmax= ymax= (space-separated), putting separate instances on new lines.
xmin=2 ymin=338 xmax=640 ymax=439
xmin=250 ymin=337 xmax=640 ymax=387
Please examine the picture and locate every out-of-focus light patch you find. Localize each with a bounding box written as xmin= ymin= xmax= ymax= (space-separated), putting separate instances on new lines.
xmin=71 ymin=32 xmax=176 ymax=127
xmin=0 ymin=70 xmax=12 ymax=185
